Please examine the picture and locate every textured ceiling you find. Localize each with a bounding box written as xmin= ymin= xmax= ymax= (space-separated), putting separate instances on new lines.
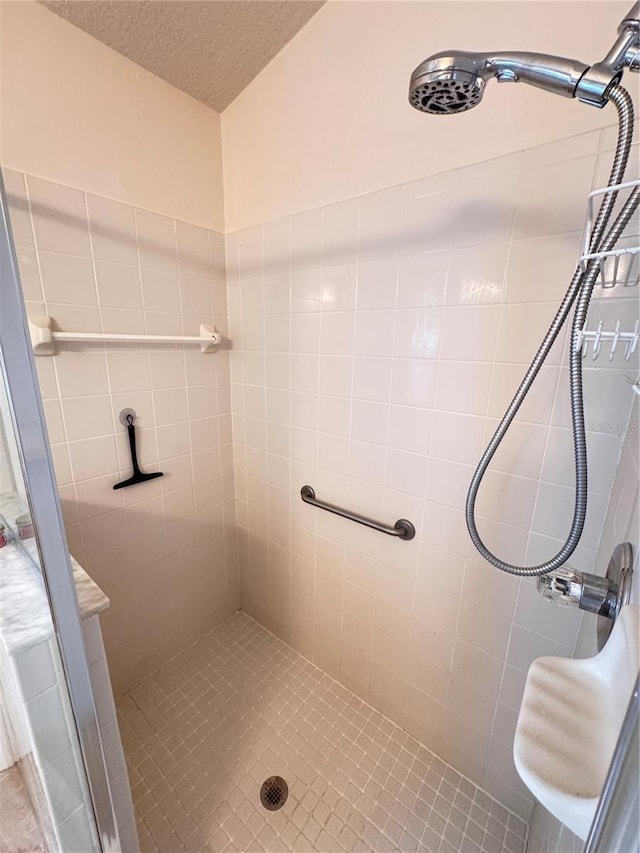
xmin=41 ymin=0 xmax=325 ymax=111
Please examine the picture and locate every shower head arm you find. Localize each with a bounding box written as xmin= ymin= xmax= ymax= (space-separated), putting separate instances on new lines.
xmin=481 ymin=52 xmax=590 ymax=98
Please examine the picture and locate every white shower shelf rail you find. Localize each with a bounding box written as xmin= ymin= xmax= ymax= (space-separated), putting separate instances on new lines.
xmin=576 ymin=319 xmax=639 ymax=361
xmin=28 ymin=315 xmax=221 ymax=357
xmin=580 ymin=178 xmax=640 ymax=288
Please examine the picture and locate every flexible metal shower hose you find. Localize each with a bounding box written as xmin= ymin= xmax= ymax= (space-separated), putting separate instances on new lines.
xmin=466 ymin=85 xmax=639 ymax=576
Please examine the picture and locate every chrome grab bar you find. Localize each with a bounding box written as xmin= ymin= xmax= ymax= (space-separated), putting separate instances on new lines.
xmin=300 ymin=485 xmax=416 ymax=540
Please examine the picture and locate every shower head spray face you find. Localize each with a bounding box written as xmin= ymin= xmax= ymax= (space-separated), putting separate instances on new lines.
xmin=409 ymin=53 xmax=486 ymax=114
xmin=410 ymin=71 xmax=485 ymax=114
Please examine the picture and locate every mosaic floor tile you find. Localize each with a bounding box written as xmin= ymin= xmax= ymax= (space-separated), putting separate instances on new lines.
xmin=117 ymin=613 xmax=528 ymax=853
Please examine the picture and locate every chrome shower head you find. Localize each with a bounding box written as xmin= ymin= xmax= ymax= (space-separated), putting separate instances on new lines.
xmin=409 ymin=50 xmax=591 ymax=115
xmin=410 ymin=3 xmax=640 ymax=115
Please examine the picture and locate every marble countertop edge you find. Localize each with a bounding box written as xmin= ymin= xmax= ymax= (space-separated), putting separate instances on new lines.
xmin=0 ymin=540 xmax=109 ymax=656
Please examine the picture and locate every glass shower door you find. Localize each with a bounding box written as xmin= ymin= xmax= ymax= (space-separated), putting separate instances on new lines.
xmin=0 ymin=172 xmax=119 ymax=851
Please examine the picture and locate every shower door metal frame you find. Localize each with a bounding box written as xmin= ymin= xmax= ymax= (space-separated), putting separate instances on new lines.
xmin=586 ymin=676 xmax=639 ymax=853
xmin=0 ymin=173 xmax=120 ymax=852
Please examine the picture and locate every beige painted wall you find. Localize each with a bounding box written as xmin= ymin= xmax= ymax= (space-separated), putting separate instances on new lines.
xmin=222 ymin=0 xmax=631 ymax=230
xmin=0 ymin=2 xmax=224 ymax=231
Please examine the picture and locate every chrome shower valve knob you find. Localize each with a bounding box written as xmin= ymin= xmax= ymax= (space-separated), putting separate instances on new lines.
xmin=537 ymin=566 xmax=613 ymax=614
xmin=537 ymin=544 xmax=634 ymax=650
xmin=537 ymin=566 xmax=585 ymax=608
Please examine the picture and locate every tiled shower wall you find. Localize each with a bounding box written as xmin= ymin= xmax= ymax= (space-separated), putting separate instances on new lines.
xmin=527 ymin=390 xmax=639 ymax=853
xmin=228 ymin=123 xmax=639 ymax=819
xmin=5 ymin=169 xmax=239 ymax=695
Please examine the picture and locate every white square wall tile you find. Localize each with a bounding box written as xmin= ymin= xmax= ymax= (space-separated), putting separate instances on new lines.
xmin=351 ymin=399 xmax=389 ymax=446
xmin=13 ymin=641 xmax=57 ymax=703
xmin=320 ymin=312 xmax=353 ymax=356
xmin=148 ymin=351 xmax=187 ymax=389
xmin=355 ymin=310 xmax=395 ymax=358
xmin=387 ymin=405 xmax=432 ymax=455
xmin=430 ymin=411 xmax=485 ymax=465
xmin=61 ymin=395 xmax=114 ymax=441
xmin=68 ymin=435 xmax=119 ymax=483
xmin=352 ymin=357 xmax=391 ymax=403
xmin=451 ymin=639 xmax=504 ymax=699
xmin=422 ymin=501 xmax=468 ymax=555
xmin=349 ymin=440 xmax=387 ymax=485
xmin=513 ymin=155 xmax=597 ymax=239
xmin=48 ymin=303 xmax=101 ymax=333
xmin=414 ymin=580 xmax=460 ymax=631
xmin=513 ymin=579 xmax=582 ymax=646
xmin=440 ymin=305 xmax=501 ymax=362
xmin=263 ymin=217 xmax=291 ymax=276
xmin=292 ymin=208 xmax=323 ymax=271
xmin=447 ymin=676 xmax=497 ymax=734
xmin=356 ymin=258 xmax=398 ymax=310
xmin=322 ymin=198 xmax=359 ymax=267
xmin=95 ymin=261 xmax=142 ymax=309
xmin=505 ymin=232 xmax=581 ymax=304
xmin=319 ymin=355 xmax=351 ymax=397
xmin=394 ymin=308 xmax=442 ymax=358
xmin=462 ymin=558 xmax=520 ymax=621
xmin=359 ymin=185 xmax=405 ymax=261
xmin=136 ymin=224 xmax=177 ymax=273
xmin=457 ymin=599 xmax=511 ymax=660
xmin=495 ymin=303 xmax=564 ymax=365
xmin=507 ymin=624 xmax=571 ymax=672
xmin=28 ymin=177 xmax=92 ymax=257
xmin=532 ymin=482 xmax=608 ymax=550
xmin=397 ymin=249 xmax=448 ymax=308
xmin=447 ymin=242 xmax=508 ymax=305
xmin=16 ymin=246 xmax=43 ymax=301
xmin=39 ymin=251 xmax=97 ymax=306
xmin=474 ymin=470 xmax=538 ymax=531
xmin=435 ymin=361 xmax=493 ymax=416
xmin=87 ymin=195 xmax=138 ymax=266
xmin=25 ymin=685 xmax=74 ymax=766
xmin=177 ymin=232 xmax=211 ymax=278
xmin=319 ymin=395 xmax=351 ymax=436
xmin=291 ymin=268 xmax=322 ymax=313
xmin=451 ymin=177 xmax=516 ymax=249
xmin=55 ymin=352 xmax=109 ymax=398
xmin=101 ymin=308 xmax=145 ymax=334
xmin=426 ymin=457 xmax=472 ymax=510
xmin=43 ymin=398 xmax=66 ymax=444
xmin=321 ymin=264 xmax=357 ymax=312
xmin=140 ymin=269 xmax=181 ymax=314
xmin=180 ymin=275 xmax=214 ymax=315
xmin=36 ymin=358 xmax=58 ymax=400
xmin=106 ymin=351 xmax=151 ymax=393
xmin=403 ymin=172 xmax=456 ymax=253
xmin=5 ymin=183 xmax=35 ymax=248
xmin=390 ymin=358 xmax=437 ymax=408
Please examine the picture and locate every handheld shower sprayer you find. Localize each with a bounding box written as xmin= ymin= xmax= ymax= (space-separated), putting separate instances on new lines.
xmin=409 ymin=50 xmax=590 ymax=114
xmin=408 ymin=6 xmax=640 ymax=577
xmin=409 ymin=3 xmax=639 ymax=114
